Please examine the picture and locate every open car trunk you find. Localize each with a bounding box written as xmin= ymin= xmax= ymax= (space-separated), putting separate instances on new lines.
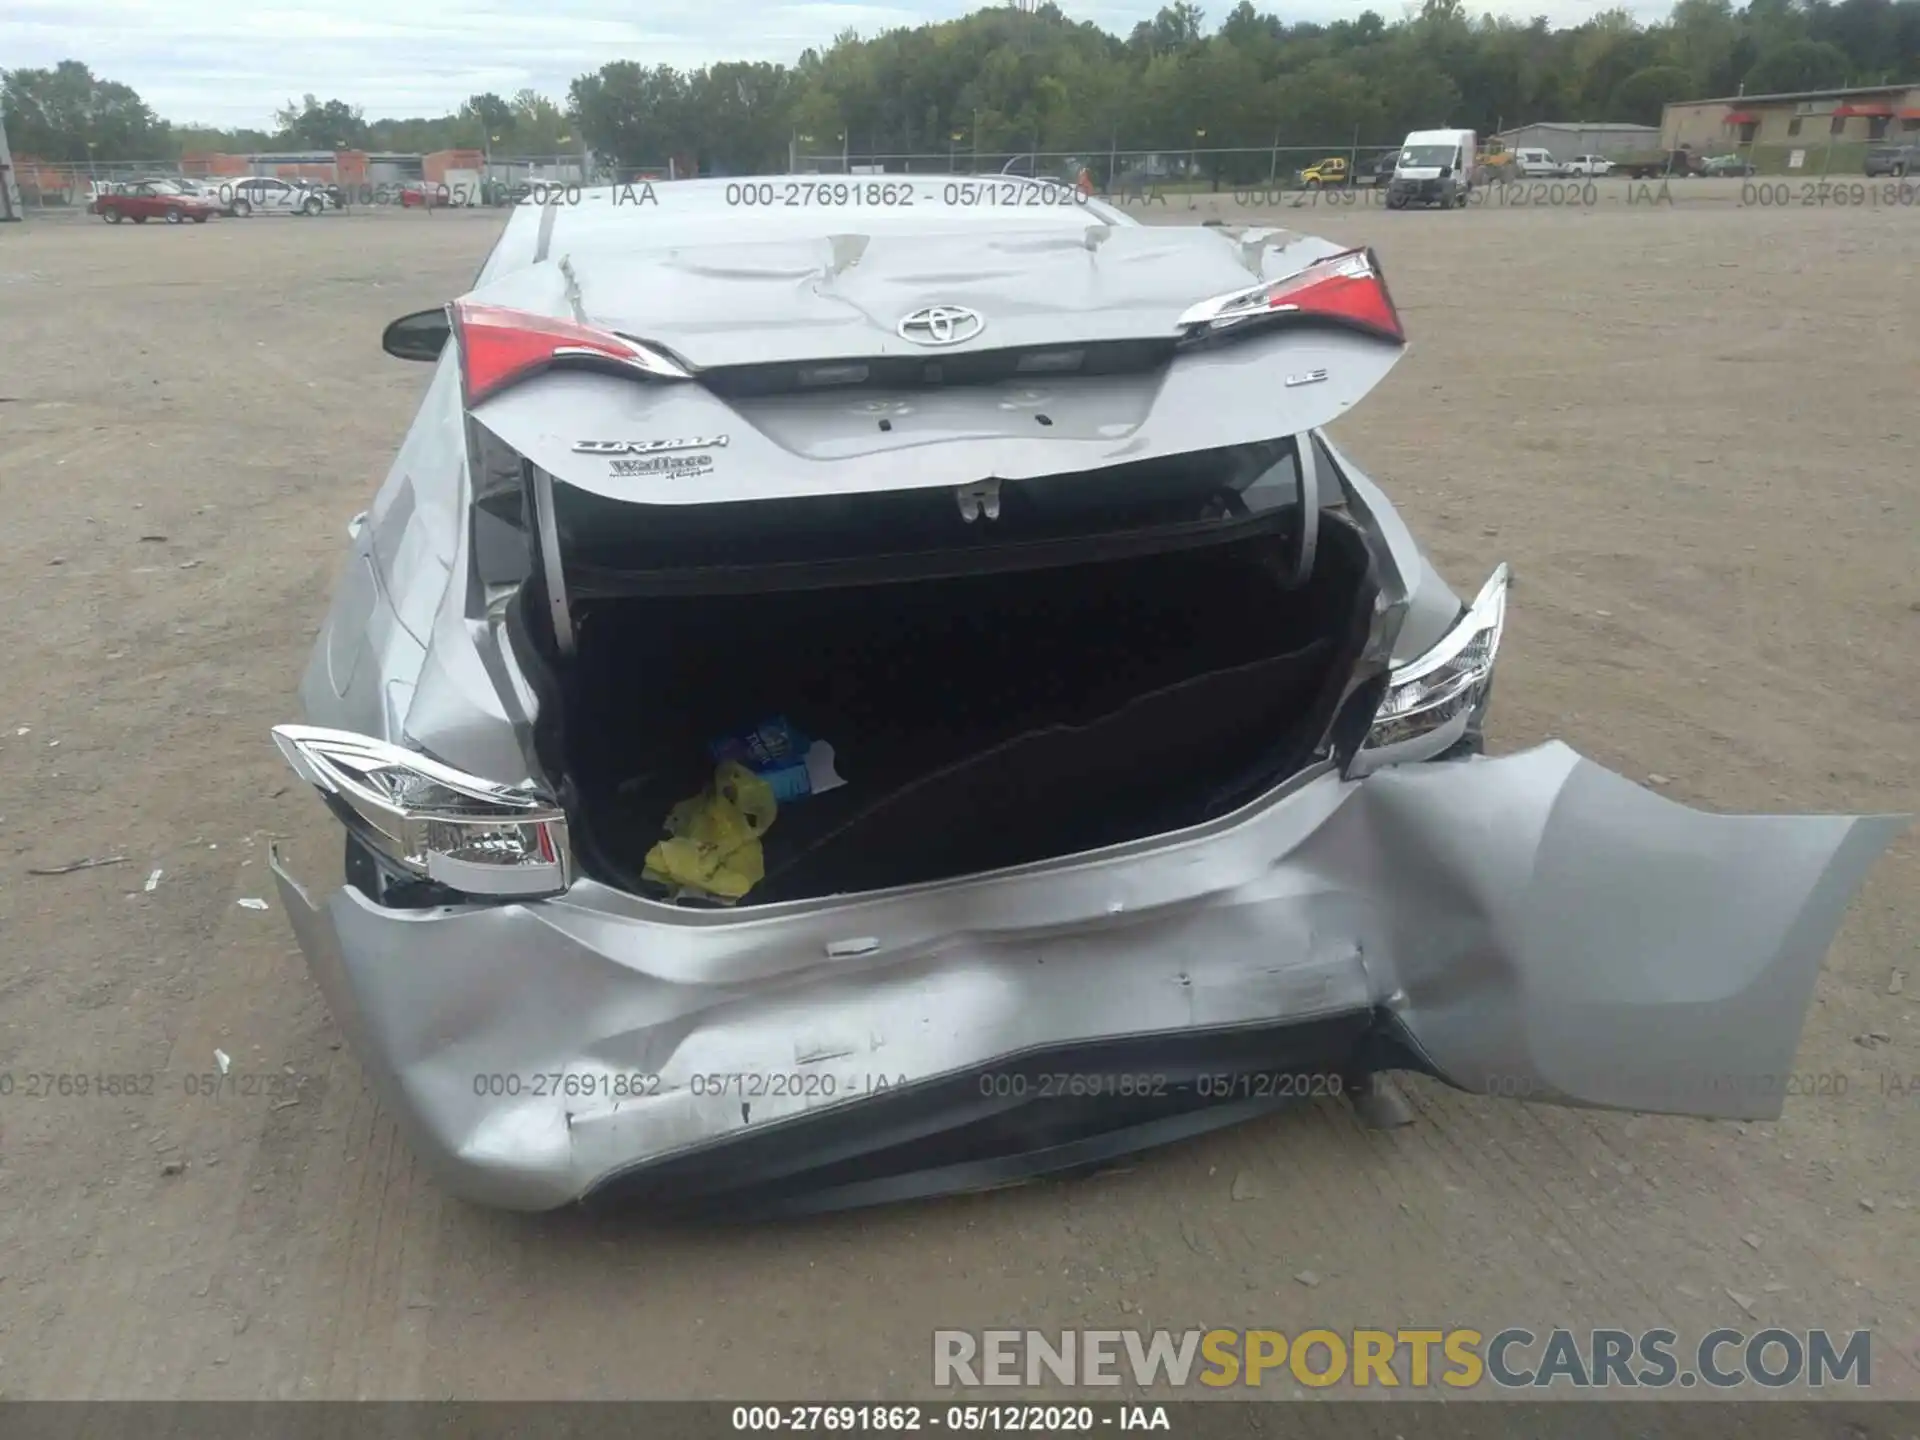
xmin=550 ymin=504 xmax=1377 ymax=907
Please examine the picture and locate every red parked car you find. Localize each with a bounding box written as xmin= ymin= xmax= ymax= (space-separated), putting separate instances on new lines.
xmin=95 ymin=179 xmax=218 ymax=225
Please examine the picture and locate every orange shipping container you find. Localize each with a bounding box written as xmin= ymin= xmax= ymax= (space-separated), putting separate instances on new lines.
xmin=423 ymin=149 xmax=485 ymax=185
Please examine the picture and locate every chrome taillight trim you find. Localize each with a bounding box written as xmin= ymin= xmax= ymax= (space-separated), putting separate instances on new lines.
xmin=1177 ymin=247 xmax=1396 ymax=337
xmin=1352 ymin=564 xmax=1510 ymax=770
xmin=271 ymin=725 xmax=572 ymax=898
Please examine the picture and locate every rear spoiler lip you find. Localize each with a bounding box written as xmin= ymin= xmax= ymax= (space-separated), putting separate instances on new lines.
xmin=465 ymin=311 xmax=1406 ymax=509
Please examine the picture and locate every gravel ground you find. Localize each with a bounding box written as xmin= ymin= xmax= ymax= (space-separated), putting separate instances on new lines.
xmin=0 ymin=191 xmax=1914 ymax=1401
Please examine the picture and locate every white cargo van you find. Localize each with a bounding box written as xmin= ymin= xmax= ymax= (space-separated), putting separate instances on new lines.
xmin=1387 ymin=128 xmax=1477 ymax=209
xmin=1511 ymin=147 xmax=1564 ymax=178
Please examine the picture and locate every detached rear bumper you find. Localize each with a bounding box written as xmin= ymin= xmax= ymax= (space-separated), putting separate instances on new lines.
xmin=271 ymin=743 xmax=1903 ymax=1213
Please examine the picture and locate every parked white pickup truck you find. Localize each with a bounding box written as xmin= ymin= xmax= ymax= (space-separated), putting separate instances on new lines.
xmin=1563 ymin=155 xmax=1613 ymax=177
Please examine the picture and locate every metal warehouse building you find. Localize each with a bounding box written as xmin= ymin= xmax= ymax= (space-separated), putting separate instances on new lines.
xmin=1493 ymin=122 xmax=1660 ymax=161
xmin=1663 ymin=83 xmax=1920 ymax=169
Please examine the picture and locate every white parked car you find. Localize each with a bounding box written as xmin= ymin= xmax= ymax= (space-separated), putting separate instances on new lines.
xmin=210 ymin=175 xmax=329 ymax=217
xmin=1509 ymin=148 xmax=1566 ymax=178
xmin=1564 ymin=155 xmax=1613 ymax=177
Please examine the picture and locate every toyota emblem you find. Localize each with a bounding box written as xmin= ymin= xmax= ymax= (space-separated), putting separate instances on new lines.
xmin=897 ymin=305 xmax=986 ymax=347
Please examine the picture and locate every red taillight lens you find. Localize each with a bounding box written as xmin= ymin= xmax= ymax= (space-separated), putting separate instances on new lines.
xmin=1178 ymin=247 xmax=1404 ymax=345
xmin=1261 ymin=249 xmax=1403 ymax=340
xmin=451 ymin=301 xmax=689 ymax=407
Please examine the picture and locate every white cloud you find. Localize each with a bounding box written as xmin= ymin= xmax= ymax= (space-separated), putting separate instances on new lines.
xmin=3 ymin=0 xmax=1675 ymax=128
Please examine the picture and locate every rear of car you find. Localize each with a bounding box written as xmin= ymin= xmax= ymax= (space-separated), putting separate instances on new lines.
xmin=1863 ymin=143 xmax=1917 ymax=177
xmin=97 ymin=180 xmax=215 ymax=224
xmin=268 ymin=179 xmax=1904 ymax=1214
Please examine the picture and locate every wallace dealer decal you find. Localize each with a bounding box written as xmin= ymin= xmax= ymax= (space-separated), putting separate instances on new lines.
xmin=575 ymin=436 xmax=729 ymax=481
xmin=609 ymin=453 xmax=716 ymax=479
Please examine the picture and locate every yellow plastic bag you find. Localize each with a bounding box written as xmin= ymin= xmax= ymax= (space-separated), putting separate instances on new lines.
xmin=643 ymin=760 xmax=779 ymax=901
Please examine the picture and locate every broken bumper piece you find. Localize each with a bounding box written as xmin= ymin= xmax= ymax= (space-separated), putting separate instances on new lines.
xmin=270 ymin=742 xmax=1904 ymax=1214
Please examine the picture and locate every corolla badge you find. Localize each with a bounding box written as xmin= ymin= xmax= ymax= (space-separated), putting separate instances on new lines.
xmin=897 ymin=305 xmax=985 ymax=347
xmin=573 ymin=436 xmax=729 ymax=455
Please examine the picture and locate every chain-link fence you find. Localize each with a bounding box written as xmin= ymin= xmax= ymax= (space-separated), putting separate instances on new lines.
xmin=8 ymin=154 xmax=606 ymax=213
xmin=19 ymin=135 xmax=1857 ymax=216
xmin=12 ymin=143 xmax=1405 ymax=213
xmin=792 ymin=144 xmax=1409 ymax=191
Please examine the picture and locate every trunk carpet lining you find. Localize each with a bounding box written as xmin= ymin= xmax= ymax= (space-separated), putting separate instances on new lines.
xmin=562 ymin=533 xmax=1367 ymax=903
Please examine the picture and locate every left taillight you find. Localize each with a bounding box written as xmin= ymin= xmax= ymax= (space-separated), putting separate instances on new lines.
xmin=1178 ymin=247 xmax=1404 ymax=345
xmin=272 ymin=726 xmax=571 ymax=899
xmin=451 ymin=300 xmax=691 ymax=408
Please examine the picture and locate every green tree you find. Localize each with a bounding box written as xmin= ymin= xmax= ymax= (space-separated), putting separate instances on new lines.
xmin=459 ymin=92 xmax=516 ymax=148
xmin=274 ymin=94 xmax=368 ymax=149
xmin=1 ymin=60 xmax=168 ymax=160
xmin=1610 ymin=63 xmax=1700 ymax=120
xmin=18 ymin=0 xmax=1920 ymax=179
xmin=1742 ymin=36 xmax=1855 ymax=89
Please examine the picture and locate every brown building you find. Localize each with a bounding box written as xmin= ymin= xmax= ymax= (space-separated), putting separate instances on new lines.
xmin=181 ymin=150 xmax=373 ymax=184
xmin=1663 ymin=83 xmax=1920 ymax=172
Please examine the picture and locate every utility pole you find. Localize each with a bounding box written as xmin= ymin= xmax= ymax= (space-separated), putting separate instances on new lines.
xmin=0 ymin=112 xmax=20 ymax=221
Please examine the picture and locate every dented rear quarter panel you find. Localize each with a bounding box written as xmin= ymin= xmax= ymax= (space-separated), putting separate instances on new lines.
xmin=269 ymin=743 xmax=1904 ymax=1211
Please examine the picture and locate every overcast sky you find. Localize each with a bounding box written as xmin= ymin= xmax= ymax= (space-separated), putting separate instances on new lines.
xmin=4 ymin=0 xmax=1670 ymax=129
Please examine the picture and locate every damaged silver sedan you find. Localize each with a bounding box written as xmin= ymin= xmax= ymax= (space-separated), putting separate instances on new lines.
xmin=271 ymin=177 xmax=1904 ymax=1214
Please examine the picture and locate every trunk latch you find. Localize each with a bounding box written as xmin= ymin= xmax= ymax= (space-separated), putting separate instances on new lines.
xmin=956 ymin=479 xmax=1002 ymax=523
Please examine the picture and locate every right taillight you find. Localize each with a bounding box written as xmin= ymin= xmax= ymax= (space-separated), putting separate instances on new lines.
xmin=271 ymin=725 xmax=570 ymax=898
xmin=1178 ymin=247 xmax=1404 ymax=344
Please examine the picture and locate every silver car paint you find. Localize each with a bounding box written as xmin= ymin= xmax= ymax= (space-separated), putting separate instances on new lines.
xmin=279 ymin=180 xmax=1906 ymax=1208
xmin=476 ymin=178 xmax=1139 ymax=287
xmin=270 ymin=742 xmax=1902 ymax=1211
xmin=478 ymin=321 xmax=1398 ymax=510
xmin=468 ymin=226 xmax=1375 ymax=509
xmin=468 ymin=225 xmax=1344 ymax=370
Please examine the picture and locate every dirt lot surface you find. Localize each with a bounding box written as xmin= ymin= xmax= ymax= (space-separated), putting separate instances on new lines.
xmin=1 ymin=188 xmax=1915 ymax=1402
